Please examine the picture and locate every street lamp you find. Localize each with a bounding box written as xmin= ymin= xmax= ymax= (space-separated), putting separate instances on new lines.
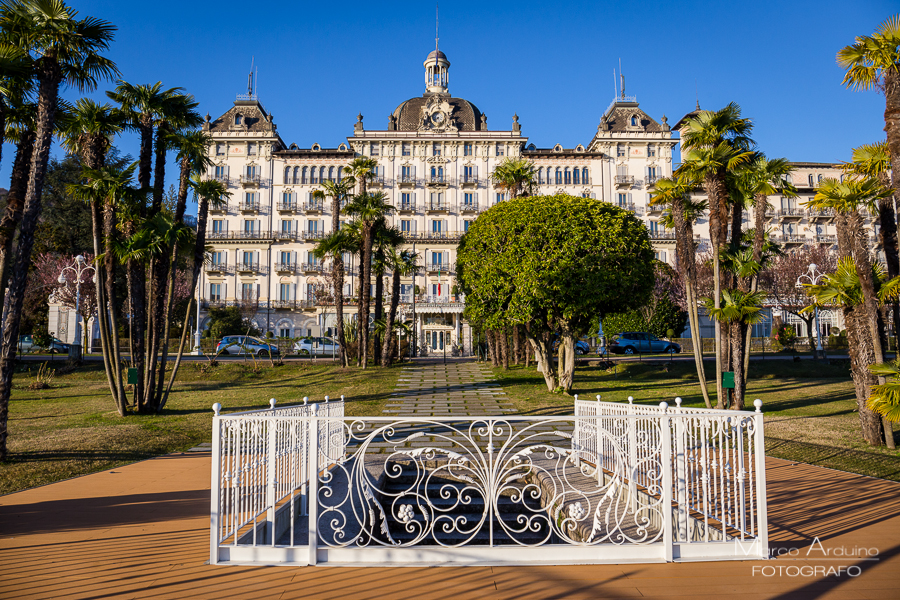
xmin=796 ymin=263 xmax=825 ymax=357
xmin=57 ymin=254 xmax=96 ymax=359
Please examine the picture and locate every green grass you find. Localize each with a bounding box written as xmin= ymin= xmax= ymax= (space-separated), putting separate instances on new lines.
xmin=1 ymin=359 xmax=399 ymax=495
xmin=489 ymin=358 xmax=900 ymax=481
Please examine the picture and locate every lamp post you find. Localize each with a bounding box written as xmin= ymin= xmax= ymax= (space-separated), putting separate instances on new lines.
xmin=796 ymin=263 xmax=825 ymax=358
xmin=57 ymin=255 xmax=96 ymax=360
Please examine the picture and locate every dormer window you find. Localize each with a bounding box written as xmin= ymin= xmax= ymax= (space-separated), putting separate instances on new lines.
xmin=234 ymin=114 xmax=243 ymax=126
xmin=808 ymin=174 xmax=814 ymax=187
xmin=631 ymin=115 xmax=638 ymax=126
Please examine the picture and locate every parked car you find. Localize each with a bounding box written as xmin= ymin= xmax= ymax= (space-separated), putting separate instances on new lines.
xmin=18 ymin=335 xmax=70 ymax=354
xmin=550 ymin=339 xmax=591 ymax=355
xmin=608 ymin=332 xmax=680 ymax=355
xmin=17 ymin=335 xmax=36 ymax=353
xmin=293 ymin=337 xmax=340 ymax=356
xmin=215 ymin=335 xmax=280 ymax=356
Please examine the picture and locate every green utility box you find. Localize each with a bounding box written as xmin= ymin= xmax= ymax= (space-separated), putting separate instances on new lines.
xmin=127 ymin=368 xmax=138 ymax=385
xmin=722 ymin=371 xmax=735 ymax=389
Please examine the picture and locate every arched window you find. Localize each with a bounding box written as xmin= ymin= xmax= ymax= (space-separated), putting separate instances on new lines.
xmin=564 ymin=168 xmax=571 ymax=185
xmin=555 ymin=168 xmax=562 ymax=185
xmin=319 ymin=167 xmax=326 ymax=183
xmin=631 ymin=115 xmax=638 ymax=126
xmin=328 ymin=166 xmax=335 ymax=181
xmin=537 ymin=169 xmax=543 ymax=184
xmin=293 ymin=167 xmax=300 ymax=184
xmin=301 ymin=167 xmax=308 ymax=184
xmin=234 ymin=114 xmax=242 ymax=125
xmin=573 ymin=168 xmax=580 ymax=185
xmin=546 ymin=167 xmax=552 ymax=184
xmin=582 ymin=167 xmax=589 ymax=184
xmin=817 ymin=174 xmax=824 ymax=183
xmin=337 ymin=166 xmax=342 ymax=181
xmin=311 ymin=167 xmax=318 ymax=184
xmin=284 ymin=167 xmax=291 ymax=184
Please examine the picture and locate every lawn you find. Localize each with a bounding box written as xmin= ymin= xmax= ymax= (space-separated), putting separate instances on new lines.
xmin=488 ymin=357 xmax=900 ymax=481
xmin=0 ymin=359 xmax=400 ymax=495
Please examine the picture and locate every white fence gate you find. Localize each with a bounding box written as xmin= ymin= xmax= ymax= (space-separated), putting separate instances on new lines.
xmin=210 ymin=396 xmax=768 ymax=565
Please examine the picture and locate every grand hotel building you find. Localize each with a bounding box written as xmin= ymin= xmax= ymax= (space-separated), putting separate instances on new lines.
xmin=196 ymin=48 xmax=852 ymax=352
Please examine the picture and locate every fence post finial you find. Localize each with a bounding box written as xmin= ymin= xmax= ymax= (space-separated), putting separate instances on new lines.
xmin=659 ymin=401 xmax=668 ymax=413
xmin=627 ymin=396 xmax=634 ymax=404
xmin=341 ymin=395 xmax=345 ymax=402
xmin=303 ymin=396 xmax=308 ymax=405
xmin=675 ymin=397 xmax=682 ymax=408
xmin=311 ymin=402 xmax=318 ymax=415
xmin=574 ymin=394 xmax=578 ymax=402
xmin=754 ymin=399 xmax=763 ymax=413
xmin=269 ymin=398 xmax=277 ymax=409
xmin=212 ymin=402 xmax=222 ymax=416
xmin=596 ymin=394 xmax=601 ymax=402
xmin=325 ymin=395 xmax=330 ymax=403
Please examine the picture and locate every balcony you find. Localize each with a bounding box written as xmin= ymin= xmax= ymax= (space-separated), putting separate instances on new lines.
xmin=647 ymin=203 xmax=664 ymax=213
xmin=778 ymin=234 xmax=807 ymax=245
xmin=304 ymin=202 xmax=325 ymax=213
xmin=301 ymin=230 xmax=326 ymax=241
xmin=236 ymin=262 xmax=260 ymax=274
xmin=205 ymin=263 xmax=234 ymax=274
xmin=426 ymin=202 xmax=450 ymax=213
xmin=777 ymin=207 xmax=804 ymax=219
xmin=201 ymin=299 xmax=226 ymax=309
xmin=209 ymin=203 xmax=228 ymax=214
xmin=426 ymin=176 xmax=450 ymax=187
xmin=206 ymin=230 xmax=274 ymax=241
xmin=815 ymin=234 xmax=837 ymax=244
xmin=301 ymin=262 xmax=327 ymax=274
xmin=426 ymin=263 xmax=452 ymax=273
xmin=619 ymin=203 xmax=644 ymax=217
xmin=274 ymin=230 xmax=298 ymax=241
xmin=239 ymin=174 xmax=261 ymax=187
xmin=212 ymin=174 xmax=231 ymax=186
xmin=460 ymin=176 xmax=480 ymax=188
xmin=277 ymin=202 xmax=299 ymax=213
xmin=271 ymin=300 xmax=296 ymax=310
xmin=403 ymin=231 xmax=464 ymax=243
xmin=615 ymin=175 xmax=634 ymax=188
xmin=644 ymin=176 xmax=660 ymax=188
xmin=649 ymin=231 xmax=677 ymax=241
xmin=397 ymin=202 xmax=416 ymax=213
xmin=274 ymin=262 xmax=298 ymax=274
xmin=367 ymin=175 xmax=386 ymax=189
xmin=460 ymin=203 xmax=480 ymax=214
xmin=398 ymin=175 xmax=417 ymax=188
xmin=239 ymin=201 xmax=260 ymax=213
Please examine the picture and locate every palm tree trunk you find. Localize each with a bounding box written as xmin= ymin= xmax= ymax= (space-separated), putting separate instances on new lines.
xmin=103 ymin=202 xmax=126 ymax=410
xmin=732 ymin=321 xmax=747 ymax=410
xmin=0 ymin=131 xmax=33 ymax=310
xmin=0 ymin=65 xmax=63 ymax=461
xmin=884 ymin=66 xmax=900 ymax=218
xmin=360 ymin=225 xmax=374 ymax=368
xmin=845 ymin=304 xmax=885 ymax=445
xmin=333 ymin=257 xmax=348 ymax=367
xmin=381 ymin=269 xmax=401 ymax=367
xmin=373 ymin=268 xmax=384 ymax=366
xmin=89 ymin=196 xmax=121 ymax=413
xmin=704 ymin=172 xmax=728 ymax=409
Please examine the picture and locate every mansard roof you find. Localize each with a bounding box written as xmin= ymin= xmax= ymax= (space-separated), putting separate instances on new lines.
xmin=598 ymin=101 xmax=666 ymax=133
xmin=206 ymin=99 xmax=277 ymax=134
xmin=391 ymin=93 xmax=484 ymax=131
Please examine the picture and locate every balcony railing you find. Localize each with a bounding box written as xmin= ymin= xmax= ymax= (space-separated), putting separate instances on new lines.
xmin=277 ymin=202 xmax=299 ymax=212
xmin=645 ymin=176 xmax=660 ymax=187
xmin=426 ymin=263 xmax=452 ymax=273
xmin=304 ymin=202 xmax=325 ymax=213
xmin=201 ymin=299 xmax=226 ymax=309
xmin=302 ymin=230 xmax=326 ymax=241
xmin=397 ymin=202 xmax=416 ymax=212
xmin=207 ymin=230 xmax=274 ymax=241
xmin=239 ymin=202 xmax=260 ymax=213
xmin=815 ymin=234 xmax=837 ymax=244
xmin=460 ymin=176 xmax=480 ymax=187
xmin=212 ymin=174 xmax=231 ymax=186
xmin=274 ymin=262 xmax=298 ymax=273
xmin=209 ymin=203 xmax=228 ymax=213
xmin=807 ymin=207 xmax=835 ymax=218
xmin=615 ymin=175 xmax=634 ymax=187
xmin=398 ymin=175 xmax=417 ymax=187
xmin=618 ymin=203 xmax=643 ymax=216
xmin=427 ymin=176 xmax=450 ymax=186
xmin=301 ymin=262 xmax=328 ymax=273
xmin=271 ymin=300 xmax=296 ymax=310
xmin=403 ymin=231 xmax=464 ymax=242
xmin=460 ymin=203 xmax=480 ymax=213
xmin=236 ymin=262 xmax=260 ymax=273
xmin=205 ymin=263 xmax=234 ymax=274
xmin=427 ymin=202 xmax=450 ymax=212
xmin=368 ymin=175 xmax=386 ymax=187
xmin=649 ymin=231 xmax=677 ymax=241
xmin=239 ymin=174 xmax=261 ymax=186
xmin=777 ymin=207 xmax=804 ymax=218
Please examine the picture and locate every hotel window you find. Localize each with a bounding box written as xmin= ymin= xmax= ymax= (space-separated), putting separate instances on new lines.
xmin=279 ymin=283 xmax=291 ymax=302
xmin=211 ymin=251 xmax=224 ymax=266
xmin=328 ymin=166 xmax=335 ymax=181
xmin=212 ymin=220 xmax=224 ymax=233
xmin=430 ymin=166 xmax=444 ymax=182
xmin=402 ymin=142 xmax=411 ymax=156
xmin=215 ymin=165 xmax=226 ymax=179
xmin=241 ymin=282 xmax=255 ymax=300
xmin=215 ymin=143 xmax=225 ymax=156
xmin=655 ymin=250 xmax=667 ymax=262
xmin=401 ymin=192 xmax=413 ymax=209
xmin=648 ymin=221 xmax=659 ymax=233
xmin=370 ymin=142 xmax=379 ymax=156
xmin=243 ymin=219 xmax=257 ymax=233
xmin=432 ymin=142 xmax=441 ymax=156
xmin=495 ymin=143 xmax=504 ymax=157
xmin=464 ymin=193 xmax=475 ymax=206
xmin=311 ymin=167 xmax=318 ymax=184
xmin=245 ymin=191 xmax=258 ymax=206
xmin=308 ymin=220 xmax=320 ymax=233
xmin=245 ymin=165 xmax=259 ymax=177
xmin=648 ymin=144 xmax=656 ymax=157
xmin=617 ymin=193 xmax=628 ymax=207
xmin=573 ymin=168 xmax=580 ymax=185
xmin=464 ymin=142 xmax=473 ymax=156
xmin=496 ymin=192 xmax=506 ymax=203
xmin=546 ymin=167 xmax=552 ymax=184
xmin=583 ymin=167 xmax=589 ymax=183
xmin=555 ymin=168 xmax=562 ymax=185
xmin=617 ymin=144 xmax=625 ymax=157
xmin=537 ymin=169 xmax=543 ymax=184
xmin=631 ymin=116 xmax=638 ymax=126
xmin=280 ymin=250 xmax=291 ymax=264
xmin=209 ymin=283 xmax=221 ymax=301
xmin=808 ymin=174 xmax=814 ymax=187
xmin=564 ymin=169 xmax=571 ymax=185
xmin=282 ymin=191 xmax=296 ymax=206
xmin=247 ymin=142 xmax=257 ymax=155
xmin=400 ymin=220 xmax=412 ymax=232
xmin=234 ymin=114 xmax=242 ymax=125
xmin=463 ymin=219 xmax=473 ymax=232
xmin=279 ymin=327 xmax=291 ymax=338
xmin=281 ymin=220 xmax=293 ymax=234
xmin=432 ymin=220 xmax=443 ymax=233
xmin=463 ymin=165 xmax=474 ymax=182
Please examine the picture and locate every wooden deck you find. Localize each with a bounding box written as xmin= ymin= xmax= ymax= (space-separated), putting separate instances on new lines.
xmin=1 ymin=452 xmax=899 ymax=599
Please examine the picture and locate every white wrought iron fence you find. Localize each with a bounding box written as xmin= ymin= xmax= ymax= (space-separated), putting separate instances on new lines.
xmin=211 ymin=398 xmax=767 ymax=566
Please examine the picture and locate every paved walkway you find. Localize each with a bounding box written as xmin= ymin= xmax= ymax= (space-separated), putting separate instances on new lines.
xmin=383 ymin=360 xmax=514 ymax=416
xmin=2 ymin=452 xmax=899 ymax=599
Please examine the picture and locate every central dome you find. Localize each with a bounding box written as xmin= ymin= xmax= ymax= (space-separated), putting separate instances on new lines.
xmin=391 ymin=94 xmax=484 ymax=131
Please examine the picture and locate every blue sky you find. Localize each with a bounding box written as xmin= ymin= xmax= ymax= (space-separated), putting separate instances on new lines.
xmin=2 ymin=0 xmax=896 ymax=196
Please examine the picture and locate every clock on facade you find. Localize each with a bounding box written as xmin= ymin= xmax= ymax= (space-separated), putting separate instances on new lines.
xmin=431 ymin=111 xmax=445 ymax=126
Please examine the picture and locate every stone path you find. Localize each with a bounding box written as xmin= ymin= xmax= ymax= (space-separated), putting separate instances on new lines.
xmin=382 ymin=360 xmax=516 ymax=416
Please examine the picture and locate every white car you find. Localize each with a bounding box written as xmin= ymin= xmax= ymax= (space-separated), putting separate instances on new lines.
xmin=293 ymin=337 xmax=340 ymax=356
xmin=215 ymin=335 xmax=280 ymax=356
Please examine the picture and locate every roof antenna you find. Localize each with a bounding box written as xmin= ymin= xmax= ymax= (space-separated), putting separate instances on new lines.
xmin=619 ymin=58 xmax=625 ymax=100
xmin=613 ymin=68 xmax=617 ymax=100
xmin=247 ymin=56 xmax=254 ymax=97
xmin=255 ymin=65 xmax=258 ymax=98
xmin=695 ymin=80 xmax=700 ymax=110
xmin=435 ymin=2 xmax=439 ymax=52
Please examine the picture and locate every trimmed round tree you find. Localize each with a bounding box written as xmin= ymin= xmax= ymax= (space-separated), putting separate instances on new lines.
xmin=457 ymin=194 xmax=654 ymax=392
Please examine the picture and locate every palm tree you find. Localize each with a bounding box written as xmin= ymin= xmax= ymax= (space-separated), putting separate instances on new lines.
xmin=313 ymin=228 xmax=358 ymax=368
xmin=0 ymin=43 xmax=31 ymax=168
xmin=343 ymin=157 xmax=377 ymax=197
xmin=736 ymin=155 xmax=796 ymax=271
xmin=491 ymin=157 xmax=538 ymax=199
xmin=344 ymin=191 xmax=394 ymax=367
xmin=650 ymin=176 xmax=713 ymax=408
xmin=838 ymin=15 xmax=900 ymax=202
xmin=866 ymin=361 xmax=900 ymax=423
xmin=0 ymin=0 xmax=118 ymax=461
xmin=371 ymin=219 xmax=403 ymax=365
xmin=313 ymin=177 xmax=355 ymax=367
xmin=61 ymin=99 xmax=124 ymax=413
xmin=844 ymin=141 xmax=900 ymax=351
xmin=159 ymin=177 xmax=230 ymax=411
xmin=381 ymin=249 xmax=418 ymax=366
xmin=804 ymin=258 xmax=893 ymax=445
xmin=702 ymin=289 xmax=765 ymax=410
xmin=677 ymin=102 xmax=755 ymax=407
